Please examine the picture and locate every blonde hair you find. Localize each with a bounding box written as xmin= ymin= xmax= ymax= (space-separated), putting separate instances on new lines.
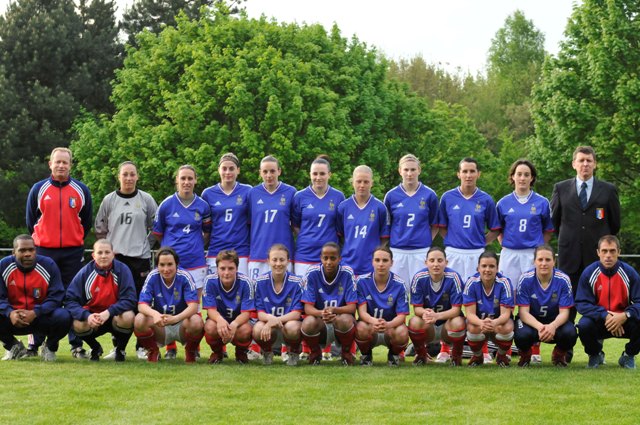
xmin=50 ymin=147 xmax=72 ymax=163
xmin=399 ymin=154 xmax=420 ymax=167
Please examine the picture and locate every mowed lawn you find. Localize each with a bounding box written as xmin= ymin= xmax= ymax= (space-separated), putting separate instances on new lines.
xmin=0 ymin=335 xmax=638 ymax=425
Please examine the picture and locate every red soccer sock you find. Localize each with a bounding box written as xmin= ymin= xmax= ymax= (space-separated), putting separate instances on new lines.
xmin=256 ymin=339 xmax=272 ymax=354
xmin=408 ymin=327 xmax=429 ymax=358
xmin=301 ymin=331 xmax=322 ymax=354
xmin=302 ymin=340 xmax=311 ymax=354
xmin=250 ymin=342 xmax=260 ymax=353
xmin=355 ymin=336 xmax=374 ymax=355
xmin=482 ymin=340 xmax=489 ymax=355
xmin=166 ymin=340 xmax=177 ymax=354
xmin=334 ymin=326 xmax=356 ymax=355
xmin=135 ymin=328 xmax=159 ymax=361
xmin=495 ymin=339 xmax=512 ymax=355
xmin=322 ymin=344 xmax=332 ymax=354
xmin=532 ymin=342 xmax=541 ymax=355
xmin=447 ymin=328 xmax=466 ymax=358
xmin=468 ymin=339 xmax=485 ymax=356
xmin=390 ymin=342 xmax=408 ymax=356
xmin=204 ymin=333 xmax=224 ymax=354
xmin=439 ymin=341 xmax=451 ymax=354
xmin=284 ymin=336 xmax=301 ymax=354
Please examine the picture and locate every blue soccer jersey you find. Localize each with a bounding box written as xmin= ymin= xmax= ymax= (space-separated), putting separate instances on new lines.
xmin=201 ymin=182 xmax=251 ymax=258
xmin=248 ymin=182 xmax=297 ymax=262
xmin=202 ymin=273 xmax=255 ymax=321
xmin=139 ymin=268 xmax=199 ymax=315
xmin=336 ymin=195 xmax=390 ymax=276
xmin=462 ymin=273 xmax=514 ymax=319
xmin=301 ymin=264 xmax=358 ymax=309
xmin=153 ymin=194 xmax=212 ymax=269
xmin=292 ymin=186 xmax=345 ymax=264
xmin=254 ymin=272 xmax=304 ymax=316
xmin=410 ymin=267 xmax=463 ymax=324
xmin=384 ymin=183 xmax=438 ymax=249
xmin=436 ymin=188 xmax=500 ymax=249
xmin=356 ymin=272 xmax=409 ymax=322
xmin=497 ymin=191 xmax=554 ymax=250
xmin=516 ymin=268 xmax=574 ymax=324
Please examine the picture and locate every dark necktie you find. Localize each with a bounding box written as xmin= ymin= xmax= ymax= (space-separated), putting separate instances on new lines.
xmin=579 ymin=182 xmax=588 ymax=209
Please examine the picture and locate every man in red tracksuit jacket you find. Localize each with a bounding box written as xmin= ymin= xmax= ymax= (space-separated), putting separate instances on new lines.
xmin=0 ymin=235 xmax=71 ymax=361
xmin=26 ymin=147 xmax=92 ymax=358
xmin=576 ymin=235 xmax=640 ymax=369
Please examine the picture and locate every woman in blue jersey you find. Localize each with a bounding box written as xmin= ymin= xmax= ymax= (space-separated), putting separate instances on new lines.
xmin=252 ymin=244 xmax=304 ymax=366
xmin=133 ymin=247 xmax=204 ymax=363
xmin=355 ymin=246 xmax=409 ymax=367
xmin=514 ymin=245 xmax=577 ymax=367
xmin=201 ymin=153 xmax=251 ymax=276
xmin=337 ymin=165 xmax=390 ymax=277
xmin=152 ymin=164 xmax=211 ymax=359
xmin=384 ymin=154 xmax=438 ymax=289
xmin=247 ymin=156 xmax=296 ymax=281
xmin=292 ymin=155 xmax=345 ymax=278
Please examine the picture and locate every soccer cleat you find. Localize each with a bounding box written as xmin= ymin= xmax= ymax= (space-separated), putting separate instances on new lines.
xmin=185 ymin=349 xmax=197 ymax=364
xmin=387 ymin=351 xmax=400 ymax=367
xmin=247 ymin=349 xmax=262 ymax=361
xmin=41 ymin=345 xmax=57 ymax=362
xmin=25 ymin=348 xmax=39 ymax=357
xmin=263 ymin=351 xmax=274 ymax=365
xmin=435 ymin=352 xmax=450 ymax=363
xmin=309 ymin=350 xmax=322 ymax=365
xmin=450 ymin=353 xmax=463 ymax=367
xmin=518 ymin=349 xmax=532 ymax=368
xmin=136 ymin=347 xmax=148 ymax=360
xmin=300 ymin=352 xmax=309 ymax=361
xmin=468 ymin=355 xmax=484 ymax=367
xmin=483 ymin=352 xmax=493 ymax=364
xmin=340 ymin=353 xmax=354 ymax=366
xmin=412 ymin=355 xmax=428 ymax=366
xmin=286 ymin=352 xmax=300 ymax=366
xmin=587 ymin=352 xmax=605 ymax=369
xmin=322 ymin=352 xmax=333 ymax=361
xmin=71 ymin=347 xmax=89 ymax=359
xmin=90 ymin=346 xmax=104 ymax=362
xmin=2 ymin=341 xmax=28 ymax=361
xmin=551 ymin=347 xmax=568 ymax=367
xmin=114 ymin=349 xmax=126 ymax=362
xmin=618 ymin=352 xmax=636 ymax=369
xmin=235 ymin=347 xmax=249 ymax=364
xmin=164 ymin=348 xmax=177 ymax=360
xmin=208 ymin=351 xmax=223 ymax=364
xmin=495 ymin=353 xmax=511 ymax=367
xmin=281 ymin=352 xmax=289 ymax=363
xmin=360 ymin=353 xmax=373 ymax=366
xmin=405 ymin=343 xmax=416 ymax=357
xmin=103 ymin=348 xmax=118 ymax=360
xmin=531 ymin=354 xmax=542 ymax=365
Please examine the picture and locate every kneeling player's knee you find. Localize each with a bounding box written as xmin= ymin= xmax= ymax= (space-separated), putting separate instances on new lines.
xmin=408 ymin=316 xmax=425 ymax=329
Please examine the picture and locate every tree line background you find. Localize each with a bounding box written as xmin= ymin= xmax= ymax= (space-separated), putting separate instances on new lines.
xmin=1 ymin=0 xmax=638 ymax=258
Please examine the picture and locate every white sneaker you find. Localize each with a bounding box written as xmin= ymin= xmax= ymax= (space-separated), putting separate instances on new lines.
xmin=531 ymin=354 xmax=542 ymax=364
xmin=281 ymin=352 xmax=289 ymax=363
xmin=299 ymin=352 xmax=309 ymax=361
xmin=286 ymin=352 xmax=299 ymax=366
xmin=435 ymin=352 xmax=450 ymax=363
xmin=41 ymin=346 xmax=57 ymax=362
xmin=483 ymin=353 xmax=493 ymax=364
xmin=103 ymin=348 xmax=118 ymax=360
xmin=322 ymin=352 xmax=333 ymax=361
xmin=247 ymin=350 xmax=262 ymax=360
xmin=136 ymin=347 xmax=148 ymax=360
xmin=2 ymin=341 xmax=27 ymax=361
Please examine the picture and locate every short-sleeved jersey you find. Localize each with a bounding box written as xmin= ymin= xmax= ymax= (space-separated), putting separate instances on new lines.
xmin=462 ymin=273 xmax=513 ymax=319
xmin=356 ymin=272 xmax=409 ymax=322
xmin=336 ymin=196 xmax=390 ymax=275
xmin=410 ymin=267 xmax=463 ymax=324
xmin=202 ymin=273 xmax=255 ymax=321
xmin=248 ymin=182 xmax=297 ymax=262
xmin=201 ymin=182 xmax=251 ymax=258
xmin=254 ymin=272 xmax=303 ymax=316
xmin=437 ymin=188 xmax=500 ymax=249
xmin=497 ymin=191 xmax=554 ymax=250
xmin=384 ymin=183 xmax=438 ymax=250
xmin=292 ymin=186 xmax=345 ymax=263
xmin=152 ymin=193 xmax=212 ymax=269
xmin=301 ymin=264 xmax=358 ymax=310
xmin=139 ymin=268 xmax=198 ymax=315
xmin=516 ymin=268 xmax=574 ymax=324
xmin=95 ymin=189 xmax=158 ymax=259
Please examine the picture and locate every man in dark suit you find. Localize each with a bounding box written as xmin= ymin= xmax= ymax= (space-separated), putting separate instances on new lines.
xmin=551 ymin=145 xmax=621 ymax=296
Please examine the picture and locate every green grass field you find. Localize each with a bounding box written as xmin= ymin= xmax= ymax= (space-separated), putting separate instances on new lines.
xmin=1 ymin=335 xmax=638 ymax=425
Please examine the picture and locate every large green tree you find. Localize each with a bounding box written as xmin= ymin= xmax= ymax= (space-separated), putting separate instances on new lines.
xmin=532 ymin=0 xmax=640 ymax=238
xmin=73 ymin=9 xmax=491 ymax=205
xmin=0 ymin=0 xmax=122 ymax=236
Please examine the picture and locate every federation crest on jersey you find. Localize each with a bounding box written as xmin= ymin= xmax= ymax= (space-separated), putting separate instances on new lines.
xmin=33 ymin=288 xmax=41 ymax=299
xmin=596 ymin=208 xmax=605 ymax=220
xmin=338 ymin=285 xmax=344 ymax=294
xmin=493 ymin=297 xmax=499 ymax=308
xmin=419 ymin=198 xmax=426 ymax=210
xmin=551 ymin=292 xmax=558 ymax=301
xmin=69 ymin=197 xmax=77 ymax=209
xmin=369 ymin=210 xmax=376 ymax=222
xmin=286 ymin=296 xmax=292 ymax=306
xmin=194 ymin=212 xmax=201 ymax=221
xmin=387 ymin=294 xmax=394 ymax=306
xmin=236 ymin=294 xmax=241 ymax=305
xmin=280 ymin=195 xmax=287 ymax=206
xmin=442 ymin=293 xmax=449 ymax=302
xmin=236 ymin=195 xmax=243 ymax=205
xmin=135 ymin=201 xmax=142 ymax=209
xmin=174 ymin=288 xmax=181 ymax=301
xmin=475 ymin=202 xmax=482 ymax=212
xmin=530 ymin=205 xmax=537 ymax=214
xmin=329 ymin=200 xmax=335 ymax=211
